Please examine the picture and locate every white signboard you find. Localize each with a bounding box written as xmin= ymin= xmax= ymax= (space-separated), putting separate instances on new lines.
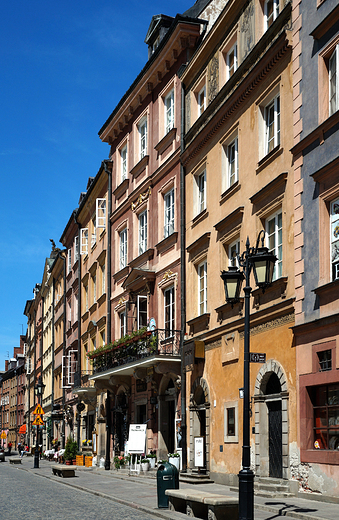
xmin=194 ymin=436 xmax=204 ymax=467
xmin=127 ymin=424 xmax=147 ymax=454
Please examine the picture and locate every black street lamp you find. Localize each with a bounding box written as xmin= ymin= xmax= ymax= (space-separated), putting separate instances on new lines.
xmin=221 ymin=231 xmax=276 ymax=520
xmin=33 ymin=376 xmax=45 ymax=469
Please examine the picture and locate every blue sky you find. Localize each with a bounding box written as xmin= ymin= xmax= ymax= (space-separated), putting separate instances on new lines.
xmin=0 ymin=0 xmax=193 ymax=368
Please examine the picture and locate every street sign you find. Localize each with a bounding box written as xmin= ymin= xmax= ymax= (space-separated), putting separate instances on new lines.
xmin=32 ymin=415 xmax=44 ymax=426
xmin=33 ymin=404 xmax=45 ymax=415
xmin=249 ymin=352 xmax=266 ymax=363
xmin=1 ymin=432 xmax=6 ymax=439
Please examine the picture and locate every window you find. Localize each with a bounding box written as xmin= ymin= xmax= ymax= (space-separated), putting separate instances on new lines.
xmin=101 ymin=263 xmax=106 ymax=295
xmin=119 ymin=228 xmax=128 ymax=269
xmin=96 ymin=198 xmax=106 ymax=229
xmin=138 ymin=116 xmax=147 ymax=160
xmin=164 ymin=189 xmax=175 ymax=238
xmin=265 ymin=95 xmax=280 ymax=154
xmin=80 ymin=228 xmax=88 ymax=255
xmin=93 ymin=274 xmax=96 ymax=304
xmin=67 ymin=249 xmax=72 ymax=274
xmin=120 ymin=311 xmax=127 ymax=338
xmin=329 ymin=45 xmax=339 ymax=116
xmin=74 ymin=236 xmax=79 ymax=262
xmin=264 ymin=0 xmax=279 ymax=30
xmin=164 ymin=286 xmax=175 ymax=337
xmin=331 ymin=198 xmax=339 ymax=280
xmin=318 ymin=350 xmax=332 ymax=372
xmin=198 ymin=86 xmax=206 ymax=116
xmin=138 ymin=210 xmax=147 ymax=255
xmin=312 ymin=384 xmax=339 ymax=450
xmin=228 ymin=239 xmax=240 ymax=267
xmin=137 ymin=295 xmax=147 ymax=329
xmin=227 ymin=137 xmax=238 ymax=187
xmin=84 ymin=284 xmax=89 ymax=312
xmin=198 ymin=260 xmax=207 ymax=315
xmin=224 ymin=401 xmax=238 ymax=442
xmin=227 ymin=43 xmax=237 ymax=80
xmin=100 ymin=329 xmax=105 ymax=347
xmin=121 ymin=144 xmax=127 ymax=181
xmin=165 ymin=90 xmax=174 ymax=134
xmin=266 ymin=211 xmax=282 ymax=280
xmin=91 ymin=215 xmax=96 ymax=248
xmin=196 ymin=170 xmax=206 ymax=214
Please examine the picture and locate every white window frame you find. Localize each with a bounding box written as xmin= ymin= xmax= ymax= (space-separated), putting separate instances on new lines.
xmin=101 ymin=263 xmax=106 ymax=294
xmin=67 ymin=350 xmax=78 ymax=386
xmin=62 ymin=355 xmax=71 ymax=388
xmin=224 ymin=401 xmax=239 ymax=443
xmin=227 ymin=137 xmax=238 ymax=187
xmin=164 ymin=188 xmax=175 ymax=238
xmin=74 ymin=235 xmax=79 ymax=262
xmin=264 ymin=0 xmax=279 ymax=31
xmin=228 ymin=239 xmax=240 ymax=267
xmin=329 ymin=44 xmax=339 ymax=117
xmin=80 ymin=228 xmax=88 ymax=255
xmin=198 ymin=85 xmax=206 ymax=116
xmin=96 ymin=198 xmax=106 ymax=229
xmin=93 ymin=274 xmax=96 ymax=304
xmin=138 ymin=116 xmax=147 ymax=160
xmin=91 ymin=215 xmax=97 ymax=248
xmin=138 ymin=210 xmax=147 ymax=255
xmin=226 ymin=43 xmax=237 ymax=80
xmin=164 ymin=89 xmax=174 ymax=134
xmin=265 ymin=95 xmax=280 ymax=155
xmin=266 ymin=210 xmax=282 ymax=281
xmin=120 ymin=311 xmax=127 ymax=338
xmin=120 ymin=228 xmax=128 ymax=269
xmin=198 ymin=260 xmax=207 ymax=316
xmin=137 ymin=295 xmax=148 ymax=330
xmin=164 ymin=285 xmax=175 ymax=337
xmin=84 ymin=284 xmax=89 ymax=312
xmin=121 ymin=144 xmax=127 ymax=181
xmin=330 ymin=198 xmax=339 ymax=281
xmin=197 ymin=170 xmax=206 ymax=214
xmin=67 ymin=249 xmax=72 ymax=274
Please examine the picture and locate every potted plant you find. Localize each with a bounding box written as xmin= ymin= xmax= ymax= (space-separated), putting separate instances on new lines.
xmin=146 ymin=452 xmax=157 ymax=469
xmin=141 ymin=458 xmax=149 ymax=472
xmin=168 ymin=452 xmax=180 ymax=470
xmin=64 ymin=435 xmax=77 ymax=465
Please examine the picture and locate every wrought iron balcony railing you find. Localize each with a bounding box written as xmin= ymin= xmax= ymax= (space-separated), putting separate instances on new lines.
xmin=73 ymin=370 xmax=94 ymax=389
xmin=91 ymin=329 xmax=181 ymax=375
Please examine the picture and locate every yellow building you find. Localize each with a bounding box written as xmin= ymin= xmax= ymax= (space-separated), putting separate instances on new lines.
xmin=181 ymin=0 xmax=297 ymax=490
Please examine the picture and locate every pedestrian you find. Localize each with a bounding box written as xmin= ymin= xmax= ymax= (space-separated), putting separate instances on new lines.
xmin=18 ymin=442 xmax=22 ymax=457
xmin=8 ymin=442 xmax=12 ymax=455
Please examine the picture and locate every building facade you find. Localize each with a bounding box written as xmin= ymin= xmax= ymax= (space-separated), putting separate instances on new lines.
xmin=292 ymin=0 xmax=339 ymax=496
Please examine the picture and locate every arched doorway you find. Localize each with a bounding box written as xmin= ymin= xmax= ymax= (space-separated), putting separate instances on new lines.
xmin=254 ymin=361 xmax=289 ymax=479
xmin=189 ymin=377 xmax=210 ymax=472
xmin=158 ymin=376 xmax=177 ymax=459
xmin=114 ymin=388 xmax=129 ymax=454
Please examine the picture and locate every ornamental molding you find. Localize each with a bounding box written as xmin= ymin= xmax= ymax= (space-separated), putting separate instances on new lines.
xmin=158 ymin=270 xmax=178 ymax=288
xmin=131 ymin=186 xmax=151 ymax=212
xmin=239 ymin=312 xmax=294 ymax=339
xmin=114 ymin=296 xmax=128 ymax=313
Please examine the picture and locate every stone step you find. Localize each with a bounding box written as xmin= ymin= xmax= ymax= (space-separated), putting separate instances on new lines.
xmin=254 ymin=482 xmax=290 ymax=492
xmin=179 ymin=475 xmax=214 ymax=484
xmin=255 ymin=490 xmax=295 ymax=498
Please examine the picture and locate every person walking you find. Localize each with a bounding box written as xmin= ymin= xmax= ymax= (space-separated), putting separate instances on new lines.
xmin=8 ymin=442 xmax=12 ymax=455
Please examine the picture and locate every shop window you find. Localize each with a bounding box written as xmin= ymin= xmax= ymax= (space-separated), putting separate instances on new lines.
xmin=331 ymin=198 xmax=339 ymax=281
xmin=312 ymin=384 xmax=339 ymax=450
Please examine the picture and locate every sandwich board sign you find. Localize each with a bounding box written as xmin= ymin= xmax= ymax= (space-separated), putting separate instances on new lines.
xmin=127 ymin=424 xmax=147 ymax=454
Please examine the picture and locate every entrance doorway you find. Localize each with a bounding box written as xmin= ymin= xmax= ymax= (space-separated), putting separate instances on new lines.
xmin=189 ymin=378 xmax=210 ymax=472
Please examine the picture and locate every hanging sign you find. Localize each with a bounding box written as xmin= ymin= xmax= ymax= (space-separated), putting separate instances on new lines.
xmin=1 ymin=432 xmax=6 ymax=439
xmin=33 ymin=404 xmax=45 ymax=415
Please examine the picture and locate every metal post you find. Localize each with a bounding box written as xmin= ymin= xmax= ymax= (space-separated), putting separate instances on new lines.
xmin=238 ymin=241 xmax=254 ymax=520
xmin=33 ymin=395 xmax=40 ymax=469
xmin=105 ymin=389 xmax=111 ymax=470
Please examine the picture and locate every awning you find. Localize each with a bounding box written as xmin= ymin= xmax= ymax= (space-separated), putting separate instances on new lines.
xmin=18 ymin=424 xmax=26 ymax=434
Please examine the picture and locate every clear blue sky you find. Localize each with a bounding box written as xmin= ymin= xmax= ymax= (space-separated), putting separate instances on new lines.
xmin=0 ymin=0 xmax=193 ymax=368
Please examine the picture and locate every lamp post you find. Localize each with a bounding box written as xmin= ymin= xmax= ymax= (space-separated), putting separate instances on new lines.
xmin=33 ymin=376 xmax=45 ymax=469
xmin=220 ymin=231 xmax=276 ymax=520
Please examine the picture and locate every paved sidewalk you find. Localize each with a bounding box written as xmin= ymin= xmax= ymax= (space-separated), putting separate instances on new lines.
xmin=7 ymin=456 xmax=339 ymax=520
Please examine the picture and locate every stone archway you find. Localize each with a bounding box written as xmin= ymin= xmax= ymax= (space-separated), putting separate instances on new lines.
xmin=253 ymin=360 xmax=289 ymax=479
xmin=189 ymin=377 xmax=210 ymax=472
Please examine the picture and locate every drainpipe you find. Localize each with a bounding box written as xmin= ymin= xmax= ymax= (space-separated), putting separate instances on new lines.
xmin=180 ymin=78 xmax=187 ymax=471
xmin=41 ymin=295 xmax=44 ymax=451
xmin=103 ymin=159 xmax=113 ymax=470
xmin=74 ymin=215 xmax=82 ymax=449
xmin=33 ymin=309 xmax=36 ymax=449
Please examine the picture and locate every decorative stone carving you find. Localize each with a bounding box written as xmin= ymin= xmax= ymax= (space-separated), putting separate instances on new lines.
xmin=158 ymin=270 xmax=178 ymax=288
xmin=239 ymin=1 xmax=255 ymax=63
xmin=208 ymin=52 xmax=219 ymax=104
xmin=131 ymin=186 xmax=151 ymax=211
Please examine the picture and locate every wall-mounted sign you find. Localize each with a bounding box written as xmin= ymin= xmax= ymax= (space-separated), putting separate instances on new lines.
xmin=249 ymin=353 xmax=266 ymax=363
xmin=194 ymin=437 xmax=204 ymax=467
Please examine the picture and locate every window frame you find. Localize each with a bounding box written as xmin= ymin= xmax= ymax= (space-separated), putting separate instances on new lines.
xmin=164 ymin=285 xmax=175 ymax=337
xmin=138 ymin=210 xmax=148 ymax=255
xmin=198 ymin=85 xmax=206 ymax=116
xmin=265 ymin=94 xmax=280 ymax=155
xmin=330 ymin=197 xmax=339 ymax=281
xmin=138 ymin=116 xmax=147 ymax=160
xmin=228 ymin=238 xmax=240 ymax=268
xmin=164 ymin=188 xmax=175 ymax=238
xmin=137 ymin=295 xmax=148 ymax=330
xmin=119 ymin=227 xmax=128 ymax=270
xmin=121 ymin=144 xmax=128 ymax=182
xmin=266 ymin=210 xmax=283 ymax=280
xmin=227 ymin=136 xmax=238 ymax=188
xmin=224 ymin=401 xmax=239 ymax=443
xmin=196 ymin=169 xmax=206 ymax=215
xmin=164 ymin=89 xmax=174 ymax=135
xmin=264 ymin=0 xmax=279 ymax=31
xmin=198 ymin=260 xmax=207 ymax=316
xmin=226 ymin=42 xmax=238 ymax=81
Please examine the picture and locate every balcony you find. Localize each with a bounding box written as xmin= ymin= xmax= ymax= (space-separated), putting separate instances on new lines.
xmin=72 ymin=370 xmax=96 ymax=404
xmin=89 ymin=328 xmax=181 ymax=377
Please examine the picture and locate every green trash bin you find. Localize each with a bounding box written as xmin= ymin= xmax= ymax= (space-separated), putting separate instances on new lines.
xmin=157 ymin=460 xmax=179 ymax=508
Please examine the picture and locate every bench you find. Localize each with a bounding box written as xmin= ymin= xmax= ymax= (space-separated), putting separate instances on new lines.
xmin=52 ymin=464 xmax=76 ymax=478
xmin=165 ymin=489 xmax=238 ymax=520
xmin=9 ymin=458 xmax=22 ymax=465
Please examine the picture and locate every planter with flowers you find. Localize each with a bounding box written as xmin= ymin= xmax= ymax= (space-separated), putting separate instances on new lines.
xmin=168 ymin=452 xmax=180 ymax=470
xmin=141 ymin=458 xmax=149 ymax=472
xmin=146 ymin=452 xmax=157 ymax=469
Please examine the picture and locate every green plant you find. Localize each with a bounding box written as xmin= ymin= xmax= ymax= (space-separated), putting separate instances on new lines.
xmin=113 ymin=455 xmax=127 ymax=469
xmin=141 ymin=458 xmax=149 ymax=464
xmin=146 ymin=453 xmax=157 ymax=458
xmin=168 ymin=452 xmax=180 ymax=458
xmin=64 ymin=435 xmax=78 ymax=461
